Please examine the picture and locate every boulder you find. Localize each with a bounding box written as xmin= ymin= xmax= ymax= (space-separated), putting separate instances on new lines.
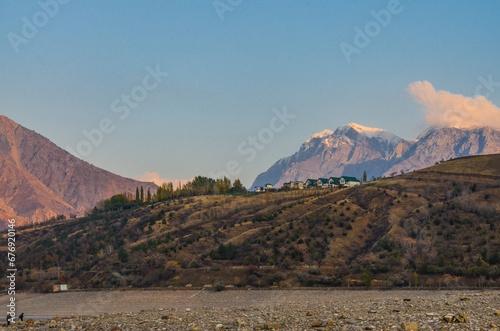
xmin=454 ymin=312 xmax=467 ymax=323
xmin=401 ymin=322 xmax=418 ymax=330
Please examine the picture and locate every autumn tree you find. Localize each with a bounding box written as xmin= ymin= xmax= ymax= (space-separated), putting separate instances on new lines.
xmin=231 ymin=179 xmax=246 ymax=194
xmin=216 ymin=177 xmax=232 ymax=193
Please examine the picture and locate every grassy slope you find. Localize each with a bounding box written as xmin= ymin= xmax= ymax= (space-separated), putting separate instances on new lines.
xmin=418 ymin=154 xmax=500 ymax=176
xmin=2 ymin=154 xmax=500 ymax=290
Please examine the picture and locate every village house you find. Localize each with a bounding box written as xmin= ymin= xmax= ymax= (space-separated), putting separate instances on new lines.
xmin=263 ymin=176 xmax=361 ymax=192
xmin=304 ymin=179 xmax=318 ymax=189
xmin=341 ymin=176 xmax=361 ymax=187
xmin=255 ymin=183 xmax=275 ymax=192
xmin=329 ymin=177 xmax=341 ymax=188
xmin=283 ymin=181 xmax=304 ymax=190
xmin=317 ymin=178 xmax=329 ymax=188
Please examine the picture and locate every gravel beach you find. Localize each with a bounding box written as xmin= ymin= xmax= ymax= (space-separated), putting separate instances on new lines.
xmin=1 ymin=289 xmax=499 ymax=330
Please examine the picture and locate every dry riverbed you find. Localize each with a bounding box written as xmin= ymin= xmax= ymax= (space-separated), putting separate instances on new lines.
xmin=0 ymin=289 xmax=499 ymax=330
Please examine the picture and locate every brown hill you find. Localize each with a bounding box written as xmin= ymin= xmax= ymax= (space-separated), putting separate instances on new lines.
xmin=418 ymin=154 xmax=500 ymax=176
xmin=4 ymin=154 xmax=500 ymax=290
xmin=0 ymin=115 xmax=157 ymax=225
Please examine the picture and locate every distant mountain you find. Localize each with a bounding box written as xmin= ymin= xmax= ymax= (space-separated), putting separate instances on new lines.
xmin=252 ymin=123 xmax=500 ymax=188
xmin=0 ymin=116 xmax=157 ymax=225
xmin=383 ymin=127 xmax=500 ymax=176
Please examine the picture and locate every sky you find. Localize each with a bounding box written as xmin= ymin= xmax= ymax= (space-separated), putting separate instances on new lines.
xmin=1 ymin=1 xmax=500 ymax=188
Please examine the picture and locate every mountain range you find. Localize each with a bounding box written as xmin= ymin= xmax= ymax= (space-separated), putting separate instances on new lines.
xmin=0 ymin=116 xmax=157 ymax=226
xmin=252 ymin=123 xmax=500 ymax=188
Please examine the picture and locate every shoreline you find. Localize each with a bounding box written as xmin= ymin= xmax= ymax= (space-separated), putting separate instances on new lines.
xmin=0 ymin=290 xmax=498 ymax=330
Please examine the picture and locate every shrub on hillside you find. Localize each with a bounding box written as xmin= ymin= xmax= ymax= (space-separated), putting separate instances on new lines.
xmin=383 ymin=274 xmax=407 ymax=288
xmin=213 ymin=282 xmax=225 ymax=291
xmin=296 ymin=272 xmax=309 ymax=285
xmin=268 ymin=272 xmax=286 ymax=285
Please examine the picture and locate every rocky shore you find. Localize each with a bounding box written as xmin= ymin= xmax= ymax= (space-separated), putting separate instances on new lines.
xmin=1 ymin=290 xmax=499 ymax=330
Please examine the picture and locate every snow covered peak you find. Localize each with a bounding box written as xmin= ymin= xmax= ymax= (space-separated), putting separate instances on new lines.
xmin=336 ymin=123 xmax=402 ymax=146
xmin=304 ymin=129 xmax=334 ymax=144
xmin=310 ymin=129 xmax=333 ymax=139
xmin=347 ymin=122 xmax=385 ymax=133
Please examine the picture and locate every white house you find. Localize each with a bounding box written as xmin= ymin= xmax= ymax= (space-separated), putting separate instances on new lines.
xmin=304 ymin=179 xmax=318 ymax=189
xmin=341 ymin=176 xmax=360 ymax=187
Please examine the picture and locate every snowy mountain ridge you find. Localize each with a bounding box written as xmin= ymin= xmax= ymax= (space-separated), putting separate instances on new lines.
xmin=252 ymin=123 xmax=500 ymax=189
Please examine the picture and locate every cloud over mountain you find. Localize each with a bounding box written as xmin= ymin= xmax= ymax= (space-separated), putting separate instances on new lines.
xmin=136 ymin=172 xmax=190 ymax=188
xmin=408 ymin=80 xmax=500 ymax=130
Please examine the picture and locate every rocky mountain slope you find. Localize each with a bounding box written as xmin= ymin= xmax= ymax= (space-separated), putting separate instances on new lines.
xmin=252 ymin=123 xmax=500 ymax=188
xmin=0 ymin=116 xmax=157 ymax=225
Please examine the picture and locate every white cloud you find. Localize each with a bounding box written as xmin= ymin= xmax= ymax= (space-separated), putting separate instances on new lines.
xmin=408 ymin=80 xmax=500 ymax=130
xmin=136 ymin=172 xmax=190 ymax=188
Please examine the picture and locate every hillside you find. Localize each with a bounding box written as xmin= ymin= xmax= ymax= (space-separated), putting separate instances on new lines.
xmin=252 ymin=123 xmax=500 ymax=189
xmin=0 ymin=116 xmax=157 ymax=225
xmin=419 ymin=154 xmax=500 ymax=176
xmin=3 ymin=154 xmax=500 ymax=290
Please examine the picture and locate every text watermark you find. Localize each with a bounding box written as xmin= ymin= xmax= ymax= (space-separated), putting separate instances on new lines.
xmin=209 ymin=107 xmax=295 ymax=181
xmin=65 ymin=65 xmax=168 ymax=159
xmin=340 ymin=0 xmax=405 ymax=64
xmin=6 ymin=219 xmax=16 ymax=325
xmin=7 ymin=0 xmax=71 ymax=54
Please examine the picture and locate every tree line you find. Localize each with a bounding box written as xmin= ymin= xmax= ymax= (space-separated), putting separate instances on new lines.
xmin=100 ymin=176 xmax=247 ymax=212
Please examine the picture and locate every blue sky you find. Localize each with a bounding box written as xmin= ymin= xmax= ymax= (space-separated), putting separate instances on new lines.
xmin=1 ymin=1 xmax=500 ymax=187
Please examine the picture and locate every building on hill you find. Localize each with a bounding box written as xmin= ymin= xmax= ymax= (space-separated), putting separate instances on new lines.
xmin=341 ymin=176 xmax=360 ymax=187
xmin=255 ymin=184 xmax=275 ymax=193
xmin=304 ymin=179 xmax=318 ymax=189
xmin=329 ymin=177 xmax=341 ymax=188
xmin=317 ymin=178 xmax=330 ymax=188
xmin=264 ymin=176 xmax=359 ymax=192
xmin=282 ymin=181 xmax=304 ymax=190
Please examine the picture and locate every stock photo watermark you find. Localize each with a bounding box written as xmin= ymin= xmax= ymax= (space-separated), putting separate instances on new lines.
xmin=7 ymin=0 xmax=70 ymax=54
xmin=340 ymin=0 xmax=405 ymax=64
xmin=210 ymin=107 xmax=295 ymax=180
xmin=213 ymin=0 xmax=243 ymax=21
xmin=65 ymin=65 xmax=168 ymax=159
xmin=475 ymin=74 xmax=500 ymax=99
xmin=6 ymin=219 xmax=17 ymax=325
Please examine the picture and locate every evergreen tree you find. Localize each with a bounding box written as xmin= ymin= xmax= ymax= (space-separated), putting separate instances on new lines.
xmin=362 ymin=171 xmax=367 ymax=183
xmin=147 ymin=189 xmax=152 ymax=203
xmin=118 ymin=247 xmax=129 ymax=262
xmin=364 ymin=267 xmax=372 ymax=289
xmin=135 ymin=187 xmax=140 ymax=204
xmin=140 ymin=186 xmax=144 ymax=204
